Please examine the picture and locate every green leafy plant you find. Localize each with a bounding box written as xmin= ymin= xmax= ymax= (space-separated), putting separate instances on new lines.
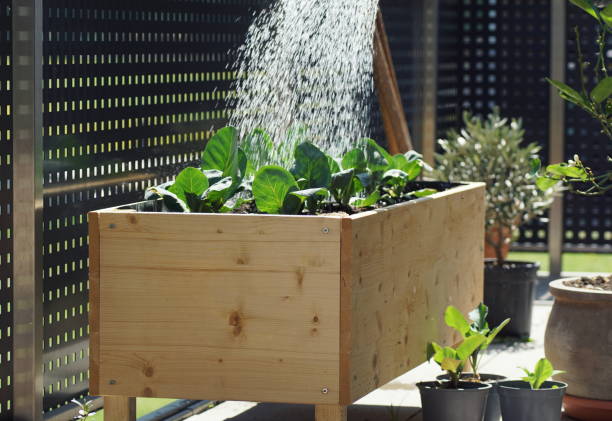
xmin=444 ymin=303 xmax=510 ymax=380
xmin=426 ymin=334 xmax=487 ymax=389
xmin=540 ymin=0 xmax=612 ymax=195
xmin=433 ymin=109 xmax=558 ymax=262
xmin=71 ymin=399 xmax=96 ymax=420
xmin=147 ymin=126 xmax=437 ymax=216
xmin=521 ymin=358 xmax=565 ymax=390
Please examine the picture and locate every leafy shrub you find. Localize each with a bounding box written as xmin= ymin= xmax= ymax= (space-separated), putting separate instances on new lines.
xmin=426 ymin=334 xmax=487 ymax=389
xmin=146 ymin=126 xmax=437 ymax=215
xmin=432 ymin=109 xmax=558 ymax=262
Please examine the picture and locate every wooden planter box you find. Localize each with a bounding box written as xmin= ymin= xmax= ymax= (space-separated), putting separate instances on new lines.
xmin=89 ymin=182 xmax=485 ymax=420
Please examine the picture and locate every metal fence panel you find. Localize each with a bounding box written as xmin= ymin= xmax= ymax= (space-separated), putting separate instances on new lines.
xmin=0 ymin=1 xmax=12 ymax=419
xmin=41 ymin=0 xmax=266 ymax=411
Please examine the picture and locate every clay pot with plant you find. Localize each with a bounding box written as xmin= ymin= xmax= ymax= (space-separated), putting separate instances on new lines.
xmin=538 ymin=1 xmax=612 ymax=420
xmin=433 ymin=109 xmax=559 ymax=338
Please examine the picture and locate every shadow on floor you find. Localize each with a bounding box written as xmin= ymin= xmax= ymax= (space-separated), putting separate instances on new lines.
xmin=221 ymin=404 xmax=422 ymax=421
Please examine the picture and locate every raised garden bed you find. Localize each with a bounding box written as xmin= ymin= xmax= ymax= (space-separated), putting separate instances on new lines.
xmin=89 ymin=181 xmax=485 ymax=420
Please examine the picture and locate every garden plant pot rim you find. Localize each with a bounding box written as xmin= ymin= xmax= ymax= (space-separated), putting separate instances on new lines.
xmin=549 ymin=278 xmax=612 ymax=303
xmin=484 ymin=259 xmax=541 ymax=270
xmin=497 ymin=379 xmax=568 ymax=391
xmin=108 ymin=181 xmax=484 ymax=220
xmin=436 ymin=373 xmax=506 ymax=382
xmin=417 ymin=381 xmax=493 ymax=392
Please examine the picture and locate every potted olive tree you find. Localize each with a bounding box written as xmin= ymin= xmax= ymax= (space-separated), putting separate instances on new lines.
xmin=433 ymin=109 xmax=558 ymax=337
xmin=539 ymin=1 xmax=612 ymax=419
xmin=497 ymin=358 xmax=567 ymax=421
xmin=420 ymin=333 xmax=491 ymax=421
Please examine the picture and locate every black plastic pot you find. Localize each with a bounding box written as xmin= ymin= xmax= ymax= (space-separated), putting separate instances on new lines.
xmin=436 ymin=374 xmax=506 ymax=421
xmin=484 ymin=260 xmax=539 ymax=338
xmin=417 ymin=381 xmax=491 ymax=421
xmin=498 ymin=380 xmax=567 ymax=421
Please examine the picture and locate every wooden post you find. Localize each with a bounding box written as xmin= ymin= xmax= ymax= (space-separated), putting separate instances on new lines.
xmin=373 ymin=9 xmax=413 ymax=154
xmin=104 ymin=397 xmax=136 ymax=421
xmin=315 ymin=405 xmax=347 ymax=421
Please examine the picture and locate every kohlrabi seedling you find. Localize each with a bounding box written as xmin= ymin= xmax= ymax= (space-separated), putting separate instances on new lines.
xmin=444 ymin=303 xmax=510 ymax=379
xmin=426 ymin=334 xmax=487 ymax=388
xmin=521 ymin=358 xmax=565 ymax=390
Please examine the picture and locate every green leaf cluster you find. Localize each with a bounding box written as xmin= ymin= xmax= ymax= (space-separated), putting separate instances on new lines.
xmin=521 ymin=358 xmax=565 ymax=390
xmin=432 ymin=109 xmax=559 ymax=262
xmin=147 ymin=126 xmax=433 ymax=215
xmin=543 ymin=0 xmax=612 ymax=196
xmin=426 ymin=334 xmax=487 ymax=389
xmin=444 ymin=303 xmax=510 ymax=379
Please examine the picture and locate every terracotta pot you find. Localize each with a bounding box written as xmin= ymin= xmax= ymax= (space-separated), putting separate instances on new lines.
xmin=563 ymin=394 xmax=612 ymax=421
xmin=545 ymin=279 xmax=612 ymax=420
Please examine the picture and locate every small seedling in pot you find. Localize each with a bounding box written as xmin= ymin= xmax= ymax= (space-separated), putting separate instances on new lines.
xmin=521 ymin=358 xmax=565 ymax=390
xmin=426 ymin=333 xmax=487 ymax=388
xmin=444 ymin=303 xmax=510 ymax=380
xmin=71 ymin=399 xmax=96 ymax=420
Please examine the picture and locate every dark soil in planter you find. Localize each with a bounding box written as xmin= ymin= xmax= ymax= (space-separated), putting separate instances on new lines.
xmin=124 ymin=181 xmax=461 ymax=215
xmin=564 ymin=275 xmax=612 ymax=291
xmin=484 ymin=260 xmax=539 ymax=338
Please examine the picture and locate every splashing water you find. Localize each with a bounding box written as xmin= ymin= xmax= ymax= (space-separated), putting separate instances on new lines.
xmin=229 ymin=0 xmax=379 ymax=168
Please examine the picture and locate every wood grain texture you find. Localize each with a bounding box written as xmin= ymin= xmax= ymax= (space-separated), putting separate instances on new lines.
xmin=104 ymin=396 xmax=136 ymax=421
xmin=88 ymin=211 xmax=101 ymax=396
xmin=96 ymin=213 xmax=342 ymax=404
xmin=315 ymin=405 xmax=347 ymax=421
xmin=373 ymin=9 xmax=413 ymax=154
xmin=346 ymin=183 xmax=486 ymax=402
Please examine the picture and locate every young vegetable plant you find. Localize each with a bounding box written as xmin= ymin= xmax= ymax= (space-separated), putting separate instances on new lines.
xmin=426 ymin=334 xmax=487 ymax=389
xmin=71 ymin=399 xmax=96 ymax=420
xmin=444 ymin=303 xmax=510 ymax=380
xmin=146 ymin=125 xmax=435 ymax=215
xmin=521 ymin=358 xmax=565 ymax=390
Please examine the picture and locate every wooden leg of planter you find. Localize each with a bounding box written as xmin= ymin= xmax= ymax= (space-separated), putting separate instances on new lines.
xmin=315 ymin=405 xmax=347 ymax=421
xmin=104 ymin=396 xmax=136 ymax=421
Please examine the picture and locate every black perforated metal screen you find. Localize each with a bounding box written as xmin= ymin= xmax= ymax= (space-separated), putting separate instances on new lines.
xmin=41 ymin=0 xmax=266 ymax=411
xmin=0 ymin=1 xmax=12 ymax=419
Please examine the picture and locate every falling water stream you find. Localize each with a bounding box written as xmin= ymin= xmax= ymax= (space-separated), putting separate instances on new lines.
xmin=229 ymin=0 xmax=380 ymax=167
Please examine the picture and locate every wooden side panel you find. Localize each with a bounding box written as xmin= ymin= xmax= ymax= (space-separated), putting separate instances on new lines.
xmin=96 ymin=213 xmax=342 ymax=404
xmin=104 ymin=397 xmax=136 ymax=421
xmin=347 ymin=184 xmax=485 ymax=402
xmin=88 ymin=212 xmax=101 ymax=395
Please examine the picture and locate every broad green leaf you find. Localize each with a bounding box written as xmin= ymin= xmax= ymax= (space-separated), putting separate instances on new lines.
xmin=455 ymin=334 xmax=487 ymax=361
xmin=203 ymin=177 xmax=234 ymax=206
xmin=444 ymin=306 xmax=471 ymax=336
xmin=327 ymin=155 xmax=341 ymax=173
xmin=290 ymin=187 xmax=329 ymax=201
xmin=253 ymin=166 xmax=299 ymax=214
xmin=591 ymin=77 xmax=612 ymax=103
xmin=569 ymin=0 xmax=599 ymax=20
xmin=392 ymin=154 xmax=421 ymax=180
xmin=342 ymin=149 xmax=367 ymax=172
xmin=350 ymin=190 xmax=381 ymax=208
xmin=364 ymin=138 xmax=391 ymax=172
xmin=202 ymin=169 xmax=224 ymax=184
xmin=331 ymin=169 xmax=356 ymax=205
xmin=201 ymin=126 xmax=239 ymax=176
xmin=468 ymin=303 xmax=489 ymax=332
xmin=483 ymin=318 xmax=511 ymax=348
xmin=536 ymin=176 xmax=560 ymax=191
xmin=547 ymin=78 xmax=587 ymax=106
xmin=173 ymin=167 xmax=209 ymax=195
xmin=145 ymin=185 xmax=189 ymax=212
xmin=413 ymin=188 xmax=437 ymax=198
xmin=441 ymin=357 xmax=462 ymax=372
xmin=546 ymin=163 xmax=588 ymax=179
xmin=405 ymin=150 xmax=424 ymax=162
xmin=383 ymin=169 xmax=409 ymax=187
xmin=292 ymin=142 xmax=332 ymax=188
